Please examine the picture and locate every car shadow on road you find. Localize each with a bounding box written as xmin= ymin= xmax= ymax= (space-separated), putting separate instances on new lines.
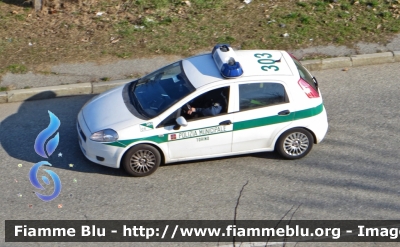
xmin=0 ymin=92 xmax=129 ymax=177
xmin=0 ymin=91 xmax=282 ymax=177
xmin=162 ymin=150 xmax=282 ymax=169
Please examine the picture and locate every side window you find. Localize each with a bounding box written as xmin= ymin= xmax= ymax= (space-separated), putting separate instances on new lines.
xmin=239 ymin=83 xmax=288 ymax=111
xmin=184 ymin=86 xmax=229 ymax=121
xmin=157 ymin=86 xmax=230 ymax=127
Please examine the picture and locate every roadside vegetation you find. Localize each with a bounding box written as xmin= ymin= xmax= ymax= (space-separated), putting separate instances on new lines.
xmin=0 ymin=0 xmax=399 ymax=74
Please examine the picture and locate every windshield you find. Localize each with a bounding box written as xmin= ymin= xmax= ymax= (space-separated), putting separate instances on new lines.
xmin=131 ymin=62 xmax=195 ymax=118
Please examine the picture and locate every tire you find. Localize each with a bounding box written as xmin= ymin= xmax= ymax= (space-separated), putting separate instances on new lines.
xmin=276 ymin=128 xmax=314 ymax=159
xmin=122 ymin=144 xmax=161 ymax=177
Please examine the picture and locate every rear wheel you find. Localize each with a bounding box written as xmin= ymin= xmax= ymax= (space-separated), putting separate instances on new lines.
xmin=276 ymin=128 xmax=314 ymax=159
xmin=122 ymin=144 xmax=161 ymax=177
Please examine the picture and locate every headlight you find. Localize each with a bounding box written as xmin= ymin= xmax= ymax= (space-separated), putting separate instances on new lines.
xmin=90 ymin=129 xmax=119 ymax=142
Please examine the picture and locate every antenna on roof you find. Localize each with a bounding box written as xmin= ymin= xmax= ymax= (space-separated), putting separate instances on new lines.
xmin=274 ymin=57 xmax=282 ymax=63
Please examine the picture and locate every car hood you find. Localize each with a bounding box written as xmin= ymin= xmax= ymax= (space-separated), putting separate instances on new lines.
xmin=82 ymin=85 xmax=144 ymax=133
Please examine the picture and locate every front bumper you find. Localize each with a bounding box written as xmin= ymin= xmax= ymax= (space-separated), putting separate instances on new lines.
xmin=77 ymin=111 xmax=124 ymax=169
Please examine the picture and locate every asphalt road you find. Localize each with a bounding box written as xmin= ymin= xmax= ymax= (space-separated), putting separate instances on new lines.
xmin=1 ymin=63 xmax=400 ymax=247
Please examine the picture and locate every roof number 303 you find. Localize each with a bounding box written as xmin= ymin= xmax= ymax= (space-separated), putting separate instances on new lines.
xmin=254 ymin=53 xmax=279 ymax=71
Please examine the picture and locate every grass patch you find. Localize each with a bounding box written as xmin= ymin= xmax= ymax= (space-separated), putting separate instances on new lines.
xmin=296 ymin=2 xmax=307 ymax=7
xmin=217 ymin=36 xmax=235 ymax=43
xmin=14 ymin=14 xmax=25 ymax=21
xmin=367 ymin=0 xmax=379 ymax=7
xmin=300 ymin=14 xmax=312 ymax=24
xmin=100 ymin=77 xmax=110 ymax=81
xmin=313 ymin=1 xmax=328 ymax=12
xmin=341 ymin=3 xmax=351 ymax=10
xmin=114 ymin=20 xmax=138 ymax=39
xmin=115 ymin=52 xmax=133 ymax=59
xmin=0 ymin=0 xmax=398 ymax=72
xmin=7 ymin=64 xmax=27 ymax=74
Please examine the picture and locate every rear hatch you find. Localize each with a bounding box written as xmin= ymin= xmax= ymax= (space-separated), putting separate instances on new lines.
xmin=290 ymin=55 xmax=320 ymax=99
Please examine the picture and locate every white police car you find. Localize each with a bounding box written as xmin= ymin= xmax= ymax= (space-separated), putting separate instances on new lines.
xmin=77 ymin=44 xmax=328 ymax=177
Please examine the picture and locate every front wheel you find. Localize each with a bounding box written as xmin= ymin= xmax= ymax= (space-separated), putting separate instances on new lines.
xmin=276 ymin=128 xmax=314 ymax=159
xmin=122 ymin=144 xmax=161 ymax=177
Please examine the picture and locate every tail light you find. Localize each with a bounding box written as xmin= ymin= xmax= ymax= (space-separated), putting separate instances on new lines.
xmin=298 ymin=78 xmax=320 ymax=98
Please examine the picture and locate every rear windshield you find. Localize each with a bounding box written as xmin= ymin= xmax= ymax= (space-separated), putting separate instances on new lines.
xmin=131 ymin=62 xmax=195 ymax=118
xmin=292 ymin=58 xmax=318 ymax=91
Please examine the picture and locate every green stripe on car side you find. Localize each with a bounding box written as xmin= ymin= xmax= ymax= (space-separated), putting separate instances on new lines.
xmin=105 ymin=103 xmax=324 ymax=147
xmin=233 ymin=103 xmax=323 ymax=131
xmin=233 ymin=113 xmax=293 ymax=131
xmin=105 ymin=141 xmax=127 ymax=147
xmin=105 ymin=135 xmax=168 ymax=147
xmin=293 ymin=103 xmax=324 ymax=120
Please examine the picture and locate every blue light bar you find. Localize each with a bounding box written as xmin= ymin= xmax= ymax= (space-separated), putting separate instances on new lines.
xmin=212 ymin=44 xmax=243 ymax=78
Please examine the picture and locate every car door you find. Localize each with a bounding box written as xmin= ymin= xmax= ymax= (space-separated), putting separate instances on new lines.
xmin=232 ymin=81 xmax=294 ymax=152
xmin=159 ymin=86 xmax=234 ymax=160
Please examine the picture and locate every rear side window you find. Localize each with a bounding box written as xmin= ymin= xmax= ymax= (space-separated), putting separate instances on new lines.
xmin=239 ymin=82 xmax=288 ymax=111
xmin=292 ymin=58 xmax=318 ymax=91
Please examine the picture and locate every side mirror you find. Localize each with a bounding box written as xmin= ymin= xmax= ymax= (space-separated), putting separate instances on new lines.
xmin=175 ymin=116 xmax=188 ymax=127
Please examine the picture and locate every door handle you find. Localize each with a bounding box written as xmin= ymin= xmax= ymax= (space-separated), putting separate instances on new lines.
xmin=219 ymin=120 xmax=232 ymax=125
xmin=278 ymin=110 xmax=290 ymax=115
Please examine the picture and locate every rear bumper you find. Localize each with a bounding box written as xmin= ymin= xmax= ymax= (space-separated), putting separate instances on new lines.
xmin=308 ymin=105 xmax=328 ymax=143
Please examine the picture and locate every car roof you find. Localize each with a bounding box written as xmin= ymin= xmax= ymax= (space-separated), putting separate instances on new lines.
xmin=182 ymin=50 xmax=296 ymax=89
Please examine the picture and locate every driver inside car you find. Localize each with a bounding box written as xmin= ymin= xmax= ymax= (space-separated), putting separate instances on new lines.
xmin=185 ymin=88 xmax=228 ymax=117
xmin=187 ymin=102 xmax=222 ymax=117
